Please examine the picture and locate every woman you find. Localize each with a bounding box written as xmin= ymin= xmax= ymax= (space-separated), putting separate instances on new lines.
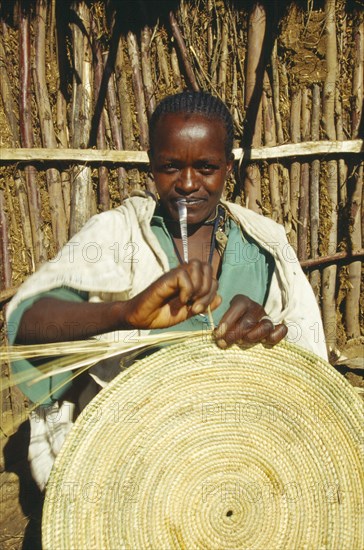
xmin=7 ymin=91 xmax=327 ymax=489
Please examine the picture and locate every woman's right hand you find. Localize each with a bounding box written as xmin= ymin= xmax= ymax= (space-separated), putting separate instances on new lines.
xmin=122 ymin=259 xmax=221 ymax=329
xmin=16 ymin=260 xmax=221 ymax=344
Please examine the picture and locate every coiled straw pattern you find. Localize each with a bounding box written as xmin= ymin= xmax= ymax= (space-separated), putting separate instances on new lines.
xmin=43 ymin=338 xmax=364 ymax=550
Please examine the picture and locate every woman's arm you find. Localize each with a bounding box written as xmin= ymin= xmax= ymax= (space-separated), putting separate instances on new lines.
xmin=16 ymin=259 xmax=221 ymax=344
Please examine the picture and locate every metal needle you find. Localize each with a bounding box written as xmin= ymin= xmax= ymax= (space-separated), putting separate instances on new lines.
xmin=176 ymin=199 xmax=215 ymax=331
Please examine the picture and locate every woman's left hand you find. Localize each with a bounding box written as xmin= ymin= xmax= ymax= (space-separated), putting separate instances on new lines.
xmin=214 ymin=294 xmax=287 ymax=348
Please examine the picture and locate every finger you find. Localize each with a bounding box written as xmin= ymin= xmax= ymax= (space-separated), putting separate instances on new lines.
xmin=175 ymin=268 xmax=197 ymax=305
xmin=263 ymin=323 xmax=288 ymax=345
xmin=181 ymin=261 xmax=219 ymax=314
xmin=193 ymin=262 xmax=214 ymax=298
xmin=190 ymin=275 xmax=219 ymax=314
xmin=214 ymin=298 xmax=256 ymax=340
xmin=236 ymin=318 xmax=275 ymax=344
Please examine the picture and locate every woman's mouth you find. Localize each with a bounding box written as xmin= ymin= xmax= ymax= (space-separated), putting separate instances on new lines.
xmin=174 ymin=198 xmax=206 ymax=207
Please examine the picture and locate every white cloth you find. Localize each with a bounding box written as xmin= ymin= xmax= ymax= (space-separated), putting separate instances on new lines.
xmin=8 ymin=195 xmax=328 ymax=489
xmin=28 ymin=401 xmax=75 ymax=491
xmin=7 ymin=195 xmax=328 ymax=359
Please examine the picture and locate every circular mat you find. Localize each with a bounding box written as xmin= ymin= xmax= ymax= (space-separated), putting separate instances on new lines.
xmin=42 ymin=339 xmax=364 ymax=549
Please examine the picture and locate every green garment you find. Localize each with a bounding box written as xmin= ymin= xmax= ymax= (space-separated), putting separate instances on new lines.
xmin=7 ymin=287 xmax=88 ymax=405
xmin=8 ymin=211 xmax=274 ymax=404
xmin=150 ymin=211 xmax=274 ymax=334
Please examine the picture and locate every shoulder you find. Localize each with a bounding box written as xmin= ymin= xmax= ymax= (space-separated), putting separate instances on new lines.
xmin=221 ymin=200 xmax=287 ymax=240
xmin=76 ymin=195 xmax=157 ymax=233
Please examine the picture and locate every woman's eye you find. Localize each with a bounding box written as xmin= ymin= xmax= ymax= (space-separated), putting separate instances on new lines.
xmin=200 ymin=164 xmax=217 ymax=174
xmin=162 ymin=163 xmax=178 ymax=172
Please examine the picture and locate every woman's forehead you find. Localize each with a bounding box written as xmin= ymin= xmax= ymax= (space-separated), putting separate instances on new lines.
xmin=155 ymin=111 xmax=224 ymax=127
xmin=151 ymin=112 xmax=227 ymax=145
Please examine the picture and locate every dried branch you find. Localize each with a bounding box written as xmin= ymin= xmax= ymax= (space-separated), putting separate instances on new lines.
xmin=69 ymin=1 xmax=94 ymax=236
xmin=270 ymin=40 xmax=284 ymax=145
xmin=243 ymin=3 xmax=267 ymax=213
xmin=0 ymin=34 xmax=20 ymax=146
xmin=322 ymin=0 xmax=338 ymax=350
xmin=289 ymin=89 xmax=301 ymax=251
xmin=169 ymin=11 xmax=199 ymax=91
xmin=297 ymin=88 xmax=310 ymax=260
xmin=262 ymin=71 xmax=282 ymax=223
xmin=1 ymin=140 xmax=362 ymax=164
xmin=34 ymin=0 xmax=67 ymax=248
xmin=310 ymin=84 xmax=321 ymax=298
xmin=351 ymin=19 xmax=363 ymax=139
xmin=345 ymin=19 xmax=363 ymax=338
xmin=156 ymin=32 xmax=171 ymax=89
xmin=91 ymin=15 xmax=109 ymax=212
xmin=301 ymin=249 xmax=364 ymax=269
xmin=141 ymin=26 xmax=156 ymax=118
xmin=127 ymin=31 xmax=149 ymax=149
xmin=218 ymin=18 xmax=228 ymax=101
xmin=0 ymin=190 xmax=12 ymax=289
xmin=170 ymin=46 xmax=183 ymax=91
xmin=101 ymin=52 xmax=128 ymax=198
xmin=19 ymin=1 xmax=46 ymax=266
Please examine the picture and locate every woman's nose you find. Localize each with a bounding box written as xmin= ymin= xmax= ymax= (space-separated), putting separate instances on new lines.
xmin=176 ymin=168 xmax=199 ymax=192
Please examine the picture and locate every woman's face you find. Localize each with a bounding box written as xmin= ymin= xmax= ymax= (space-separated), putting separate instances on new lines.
xmin=149 ymin=113 xmax=233 ymax=225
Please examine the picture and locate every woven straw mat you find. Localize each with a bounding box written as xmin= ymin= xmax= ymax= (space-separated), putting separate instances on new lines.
xmin=42 ymin=338 xmax=364 ymax=550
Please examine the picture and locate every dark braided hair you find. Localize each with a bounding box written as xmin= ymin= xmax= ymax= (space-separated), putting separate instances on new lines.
xmin=149 ymin=91 xmax=234 ymax=158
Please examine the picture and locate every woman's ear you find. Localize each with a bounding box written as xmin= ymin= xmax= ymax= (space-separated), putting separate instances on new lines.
xmin=226 ymin=156 xmax=234 ymax=176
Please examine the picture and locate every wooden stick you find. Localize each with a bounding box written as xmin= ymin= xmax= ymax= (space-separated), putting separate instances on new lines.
xmin=127 ymin=31 xmax=155 ymax=194
xmin=218 ymin=18 xmax=228 ymax=101
xmin=34 ymin=0 xmax=67 ymax=249
xmin=346 ymin=18 xmax=363 ymax=339
xmin=13 ymin=172 xmax=34 ymax=272
xmin=156 ymin=31 xmax=171 ymax=89
xmin=19 ymin=1 xmax=46 ymax=266
xmin=310 ymin=84 xmax=321 ymax=298
xmin=0 ymin=34 xmax=20 ymax=146
xmin=169 ymin=11 xmax=199 ymax=91
xmin=289 ymin=89 xmax=301 ymax=251
xmin=170 ymin=46 xmax=183 ymax=91
xmin=69 ymin=1 xmax=94 ymax=236
xmin=141 ymin=26 xmax=156 ymax=118
xmin=280 ymin=163 xmax=292 ymax=235
xmin=127 ymin=31 xmax=149 ymax=150
xmin=300 ymin=249 xmax=364 ymax=269
xmin=243 ymin=3 xmax=266 ymax=213
xmin=297 ymin=88 xmax=310 ymax=260
xmin=55 ymin=0 xmax=71 ymax=226
xmin=351 ymin=19 xmax=363 ymax=139
xmin=102 ymin=52 xmax=128 ymax=199
xmin=0 ymin=20 xmax=33 ymax=273
xmin=262 ymin=71 xmax=282 ymax=223
xmin=231 ymin=57 xmax=240 ymax=131
xmin=0 ymin=190 xmax=12 ymax=289
xmin=115 ymin=38 xmax=134 ymax=152
xmin=271 ymin=40 xmax=284 ymax=145
xmin=207 ymin=0 xmax=214 ymax=62
xmin=1 ymin=140 xmax=362 ymax=164
xmin=209 ymin=3 xmax=220 ymax=89
xmin=322 ymin=0 xmax=338 ymax=351
xmin=92 ymin=16 xmax=109 ymax=212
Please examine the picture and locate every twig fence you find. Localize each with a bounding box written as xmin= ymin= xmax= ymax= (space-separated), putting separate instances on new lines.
xmin=0 ymin=0 xmax=363 ymax=354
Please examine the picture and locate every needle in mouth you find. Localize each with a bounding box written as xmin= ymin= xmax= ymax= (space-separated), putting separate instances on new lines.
xmin=176 ymin=199 xmax=188 ymax=263
xmin=176 ymin=198 xmax=215 ymax=331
